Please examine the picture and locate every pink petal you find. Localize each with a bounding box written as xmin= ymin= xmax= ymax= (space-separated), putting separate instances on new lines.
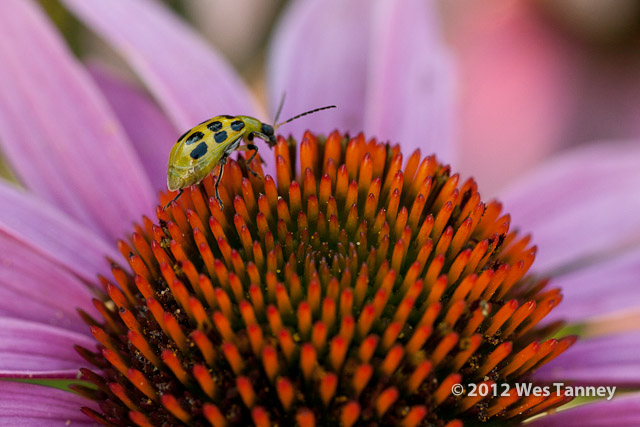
xmin=0 ymin=381 xmax=96 ymax=426
xmin=452 ymin=2 xmax=575 ymax=195
xmin=363 ymin=0 xmax=454 ymax=162
xmin=269 ymin=0 xmax=372 ymax=138
xmin=0 ymin=318 xmax=93 ymax=378
xmin=531 ymin=392 xmax=640 ymax=426
xmin=501 ymin=142 xmax=640 ymax=273
xmin=535 ymin=332 xmax=640 ymax=386
xmin=546 ymin=247 xmax=640 ymax=323
xmin=0 ymin=235 xmax=97 ymax=333
xmin=61 ymin=0 xmax=257 ymax=129
xmin=87 ymin=62 xmax=178 ymax=192
xmin=0 ymin=0 xmax=155 ymax=240
xmin=0 ymin=181 xmax=118 ymax=283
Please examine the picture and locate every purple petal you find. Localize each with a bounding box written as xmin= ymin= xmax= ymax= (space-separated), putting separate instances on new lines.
xmin=269 ymin=0 xmax=372 ymax=138
xmin=0 ymin=181 xmax=118 ymax=283
xmin=270 ymin=0 xmax=454 ymax=161
xmin=501 ymin=142 xmax=640 ymax=273
xmin=453 ymin=2 xmax=575 ymax=195
xmin=61 ymin=0 xmax=257 ymax=129
xmin=0 ymin=381 xmax=96 ymax=426
xmin=0 ymin=318 xmax=93 ymax=378
xmin=0 ymin=234 xmax=97 ymax=333
xmin=363 ymin=0 xmax=454 ymax=161
xmin=545 ymin=247 xmax=640 ymax=323
xmin=0 ymin=0 xmax=155 ymax=240
xmin=535 ymin=332 xmax=640 ymax=386
xmin=531 ymin=392 xmax=640 ymax=426
xmin=87 ymin=62 xmax=177 ymax=191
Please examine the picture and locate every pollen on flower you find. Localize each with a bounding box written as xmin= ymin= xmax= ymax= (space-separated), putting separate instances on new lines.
xmin=74 ymin=131 xmax=575 ymax=426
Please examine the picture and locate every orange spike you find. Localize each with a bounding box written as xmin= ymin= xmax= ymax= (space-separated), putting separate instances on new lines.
xmin=213 ymin=311 xmax=235 ymax=342
xmin=341 ymin=401 xmax=361 ymax=427
xmin=251 ymin=406 xmax=271 ymax=427
xmin=407 ymin=360 xmax=432 ymax=393
xmin=381 ymin=322 xmax=402 ymax=351
xmin=203 ymin=404 xmax=227 ymax=427
xmin=222 ymin=342 xmax=244 ymax=375
xmin=357 ymin=305 xmax=376 ymax=339
xmin=358 ymin=335 xmax=379 ymax=363
xmin=451 ymin=334 xmax=483 ymax=371
xmin=434 ymin=373 xmax=461 ymax=406
xmin=237 ymin=376 xmax=256 ymax=408
xmin=262 ymin=345 xmax=279 ymax=382
xmin=193 ymin=364 xmax=216 ymax=399
xmin=406 ymin=325 xmax=432 ymax=354
xmin=486 ymin=299 xmax=519 ymax=336
xmin=162 ymin=350 xmax=189 ymax=385
xmin=320 ymin=373 xmax=338 ymax=406
xmin=301 ymin=344 xmax=317 ymax=381
xmin=127 ymin=368 xmax=157 ymax=401
xmin=380 ymin=345 xmax=404 ymax=376
xmin=266 ymin=305 xmax=283 ymax=335
xmin=127 ymin=330 xmax=160 ymax=367
xmin=431 ymin=332 xmax=459 ymax=367
xmin=376 ymin=387 xmax=398 ymax=417
xmin=401 ymin=406 xmax=427 ymax=427
xmin=276 ymin=377 xmax=295 ymax=410
xmin=192 ymin=330 xmax=216 ymax=366
xmin=129 ymin=411 xmax=153 ymax=427
xmin=477 ymin=342 xmax=513 ymax=377
xmin=312 ymin=321 xmax=328 ymax=352
xmin=501 ymin=341 xmax=540 ymax=377
xmin=296 ymin=408 xmax=315 ymax=427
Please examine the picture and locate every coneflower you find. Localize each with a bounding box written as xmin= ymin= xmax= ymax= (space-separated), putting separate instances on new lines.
xmin=77 ymin=132 xmax=574 ymax=426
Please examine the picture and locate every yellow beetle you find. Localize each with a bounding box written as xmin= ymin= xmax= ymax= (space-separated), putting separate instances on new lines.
xmin=165 ymin=104 xmax=336 ymax=210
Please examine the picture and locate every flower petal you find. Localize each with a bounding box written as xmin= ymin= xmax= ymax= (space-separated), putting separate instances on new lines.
xmin=531 ymin=392 xmax=640 ymax=426
xmin=0 ymin=381 xmax=97 ymax=426
xmin=452 ymin=2 xmax=574 ymax=195
xmin=363 ymin=0 xmax=454 ymax=162
xmin=0 ymin=234 xmax=97 ymax=333
xmin=0 ymin=318 xmax=93 ymax=378
xmin=501 ymin=142 xmax=640 ymax=273
xmin=0 ymin=0 xmax=155 ymax=240
xmin=269 ymin=0 xmax=371 ymax=137
xmin=87 ymin=62 xmax=178 ymax=192
xmin=61 ymin=0 xmax=257 ymax=129
xmin=535 ymin=332 xmax=640 ymax=386
xmin=0 ymin=181 xmax=118 ymax=283
xmin=546 ymin=247 xmax=640 ymax=323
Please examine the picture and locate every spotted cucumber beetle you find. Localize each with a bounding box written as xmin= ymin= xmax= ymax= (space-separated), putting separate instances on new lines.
xmin=165 ymin=101 xmax=336 ymax=210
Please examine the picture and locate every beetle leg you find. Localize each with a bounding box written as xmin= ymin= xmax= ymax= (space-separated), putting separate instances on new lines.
xmin=163 ymin=188 xmax=183 ymax=211
xmin=213 ymin=156 xmax=228 ymax=210
xmin=245 ymin=143 xmax=261 ymax=177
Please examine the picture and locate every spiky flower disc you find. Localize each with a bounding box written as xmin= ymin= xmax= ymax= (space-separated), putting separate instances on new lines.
xmin=77 ymin=131 xmax=575 ymax=426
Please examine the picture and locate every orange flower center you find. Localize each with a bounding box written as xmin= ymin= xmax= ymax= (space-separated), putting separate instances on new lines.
xmin=77 ymin=131 xmax=575 ymax=426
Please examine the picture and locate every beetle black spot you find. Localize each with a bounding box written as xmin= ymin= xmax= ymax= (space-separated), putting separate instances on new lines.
xmin=185 ymin=131 xmax=204 ymax=145
xmin=214 ymin=131 xmax=228 ymax=143
xmin=207 ymin=121 xmax=223 ymax=132
xmin=222 ymin=115 xmax=235 ymax=119
xmin=231 ymin=120 xmax=245 ymax=131
xmin=190 ymin=142 xmax=208 ymax=159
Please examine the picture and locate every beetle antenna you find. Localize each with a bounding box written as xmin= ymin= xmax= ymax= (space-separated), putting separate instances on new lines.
xmin=275 ymin=105 xmax=337 ymax=129
xmin=273 ymin=92 xmax=286 ymax=125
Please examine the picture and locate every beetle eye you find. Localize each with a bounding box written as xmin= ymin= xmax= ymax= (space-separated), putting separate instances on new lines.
xmin=261 ymin=124 xmax=274 ymax=135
